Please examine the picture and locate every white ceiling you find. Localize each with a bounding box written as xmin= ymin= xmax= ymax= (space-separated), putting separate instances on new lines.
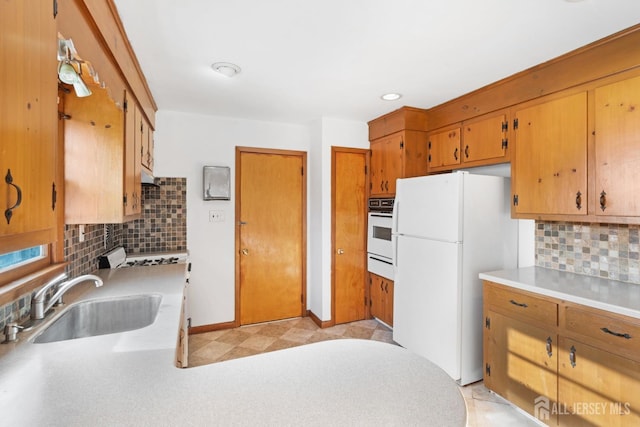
xmin=113 ymin=0 xmax=640 ymax=125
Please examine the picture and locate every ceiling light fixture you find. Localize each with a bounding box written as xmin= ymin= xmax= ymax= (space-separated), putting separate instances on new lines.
xmin=381 ymin=93 xmax=402 ymax=101
xmin=211 ymin=62 xmax=241 ymax=78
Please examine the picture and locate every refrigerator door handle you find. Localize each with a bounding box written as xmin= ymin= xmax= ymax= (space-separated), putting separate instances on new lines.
xmin=392 ymin=200 xmax=399 ymax=268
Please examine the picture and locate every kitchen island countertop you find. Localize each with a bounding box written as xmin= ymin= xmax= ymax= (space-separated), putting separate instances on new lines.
xmin=480 ymin=266 xmax=640 ymax=319
xmin=0 ymin=264 xmax=466 ymax=427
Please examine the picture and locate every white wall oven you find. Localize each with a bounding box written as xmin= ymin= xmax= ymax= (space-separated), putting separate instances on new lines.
xmin=367 ymin=198 xmax=394 ymax=280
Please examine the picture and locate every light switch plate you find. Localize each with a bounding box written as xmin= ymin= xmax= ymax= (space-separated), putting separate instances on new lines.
xmin=209 ymin=210 xmax=224 ymax=222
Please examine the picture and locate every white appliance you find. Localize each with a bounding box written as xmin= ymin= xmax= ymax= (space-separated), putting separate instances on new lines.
xmin=392 ymin=171 xmax=517 ymax=385
xmin=367 ymin=211 xmax=394 ymax=280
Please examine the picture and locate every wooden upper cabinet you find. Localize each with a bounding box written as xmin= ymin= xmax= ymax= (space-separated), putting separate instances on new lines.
xmin=124 ymin=93 xmax=141 ymax=218
xmin=369 ymin=107 xmax=428 ymax=197
xmin=594 ymin=75 xmax=640 ymax=218
xmin=0 ymin=0 xmax=58 ymax=245
xmin=427 ymin=126 xmax=461 ymax=171
xmin=463 ymin=112 xmax=509 ymax=164
xmin=370 ymin=133 xmax=403 ymax=196
xmin=368 ymin=106 xmax=428 ymax=140
xmin=140 ymin=111 xmax=154 ymax=173
xmin=65 ymin=84 xmax=141 ymax=224
xmin=428 ymin=112 xmax=509 ymax=174
xmin=512 ymin=92 xmax=588 ymax=217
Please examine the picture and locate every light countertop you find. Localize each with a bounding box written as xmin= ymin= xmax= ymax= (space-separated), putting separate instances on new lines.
xmin=0 ymin=265 xmax=466 ymax=426
xmin=480 ymin=266 xmax=640 ymax=319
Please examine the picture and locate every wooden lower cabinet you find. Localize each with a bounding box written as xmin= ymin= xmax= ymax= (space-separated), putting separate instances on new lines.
xmin=558 ymin=337 xmax=640 ymax=426
xmin=484 ymin=310 xmax=558 ymax=425
xmin=484 ymin=281 xmax=640 ymax=426
xmin=369 ymin=273 xmax=393 ymax=327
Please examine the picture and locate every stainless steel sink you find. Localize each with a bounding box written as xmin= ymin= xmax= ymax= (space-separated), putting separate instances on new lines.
xmin=33 ymin=294 xmax=162 ymax=343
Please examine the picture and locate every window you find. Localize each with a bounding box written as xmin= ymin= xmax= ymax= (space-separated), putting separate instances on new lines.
xmin=0 ymin=246 xmax=48 ymax=274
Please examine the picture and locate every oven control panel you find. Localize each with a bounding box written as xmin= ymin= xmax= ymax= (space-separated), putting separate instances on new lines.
xmin=368 ymin=198 xmax=394 ymax=212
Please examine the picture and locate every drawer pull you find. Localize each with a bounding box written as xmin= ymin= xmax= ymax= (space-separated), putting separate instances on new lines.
xmin=601 ymin=327 xmax=631 ymax=340
xmin=546 ymin=336 xmax=553 ymax=357
xmin=509 ymin=299 xmax=528 ymax=308
xmin=569 ymin=345 xmax=577 ymax=368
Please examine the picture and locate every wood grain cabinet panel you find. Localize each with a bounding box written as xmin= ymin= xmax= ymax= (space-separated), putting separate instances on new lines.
xmin=594 ymin=75 xmax=640 ymax=218
xmin=0 ymin=0 xmax=58 ymax=244
xmin=484 ymin=280 xmax=640 ymax=426
xmin=368 ymin=108 xmax=428 ymax=197
xmin=369 ymin=272 xmax=393 ymax=327
xmin=485 ymin=282 xmax=558 ymax=326
xmin=427 ymin=126 xmax=461 ymax=171
xmin=484 ymin=310 xmax=558 ymax=425
xmin=558 ymin=337 xmax=640 ymax=427
xmin=462 ymin=112 xmax=509 ymax=165
xmin=428 ymin=112 xmax=509 ymax=174
xmin=512 ymin=92 xmax=588 ymax=217
xmin=65 ymin=86 xmax=141 ymax=224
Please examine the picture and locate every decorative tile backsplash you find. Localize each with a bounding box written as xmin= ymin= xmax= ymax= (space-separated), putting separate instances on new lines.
xmin=0 ymin=177 xmax=187 ymax=329
xmin=122 ymin=178 xmax=187 ymax=254
xmin=64 ymin=224 xmax=124 ymax=279
xmin=535 ymin=222 xmax=640 ymax=284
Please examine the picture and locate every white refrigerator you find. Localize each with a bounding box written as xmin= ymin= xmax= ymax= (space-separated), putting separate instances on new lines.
xmin=392 ymin=171 xmax=518 ymax=385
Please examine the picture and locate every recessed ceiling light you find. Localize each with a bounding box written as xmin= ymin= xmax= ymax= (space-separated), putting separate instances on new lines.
xmin=211 ymin=62 xmax=241 ymax=78
xmin=381 ymin=93 xmax=402 ymax=101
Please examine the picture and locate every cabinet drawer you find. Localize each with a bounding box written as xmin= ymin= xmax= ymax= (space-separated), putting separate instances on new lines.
xmin=561 ymin=304 xmax=640 ymax=358
xmin=484 ymin=282 xmax=558 ymax=326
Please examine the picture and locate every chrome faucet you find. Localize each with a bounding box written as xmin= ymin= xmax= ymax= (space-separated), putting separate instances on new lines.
xmin=31 ymin=274 xmax=104 ymax=320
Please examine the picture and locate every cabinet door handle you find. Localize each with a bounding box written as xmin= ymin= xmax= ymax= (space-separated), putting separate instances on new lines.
xmin=509 ymin=299 xmax=528 ymax=308
xmin=575 ymin=191 xmax=582 ymax=210
xmin=52 ymin=182 xmax=57 ymax=211
xmin=454 ymin=147 xmax=458 ymax=161
xmin=601 ymin=327 xmax=631 ymax=339
xmin=4 ymin=169 xmax=23 ymax=224
xmin=546 ymin=337 xmax=553 ymax=357
xmin=464 ymin=145 xmax=469 ymax=158
xmin=385 ymin=282 xmax=388 ymax=293
xmin=600 ymin=191 xmax=607 ymax=211
xmin=569 ymin=345 xmax=577 ymax=368
xmin=380 ymin=181 xmax=384 ymax=191
xmin=385 ymin=181 xmax=389 ymax=192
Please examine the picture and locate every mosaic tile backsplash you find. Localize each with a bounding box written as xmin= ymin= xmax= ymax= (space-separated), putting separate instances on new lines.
xmin=535 ymin=222 xmax=640 ymax=284
xmin=0 ymin=178 xmax=187 ymax=329
xmin=123 ymin=178 xmax=187 ymax=255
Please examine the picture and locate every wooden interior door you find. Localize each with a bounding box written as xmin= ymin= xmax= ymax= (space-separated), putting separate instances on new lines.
xmin=332 ymin=148 xmax=367 ymax=325
xmin=236 ymin=148 xmax=306 ymax=325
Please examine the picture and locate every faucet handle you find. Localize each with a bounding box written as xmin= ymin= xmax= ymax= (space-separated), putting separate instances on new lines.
xmin=2 ymin=322 xmax=24 ymax=343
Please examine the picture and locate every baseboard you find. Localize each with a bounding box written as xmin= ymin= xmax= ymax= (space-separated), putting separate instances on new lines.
xmin=307 ymin=310 xmax=333 ymax=329
xmin=189 ymin=320 xmax=236 ymax=335
xmin=190 ymin=312 xmax=335 ymax=334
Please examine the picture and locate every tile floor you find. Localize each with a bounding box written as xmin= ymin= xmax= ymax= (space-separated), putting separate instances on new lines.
xmin=188 ymin=317 xmax=542 ymax=426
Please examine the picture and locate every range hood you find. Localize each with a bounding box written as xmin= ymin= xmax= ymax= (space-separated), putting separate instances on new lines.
xmin=141 ymin=170 xmax=159 ymax=187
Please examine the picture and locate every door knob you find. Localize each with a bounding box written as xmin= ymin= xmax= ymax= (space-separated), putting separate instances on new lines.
xmin=241 ymin=249 xmax=249 ymax=255
xmin=337 ymin=249 xmax=344 ymax=255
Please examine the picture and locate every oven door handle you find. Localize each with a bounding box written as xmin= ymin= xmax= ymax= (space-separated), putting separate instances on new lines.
xmin=368 ymin=255 xmax=393 ymax=265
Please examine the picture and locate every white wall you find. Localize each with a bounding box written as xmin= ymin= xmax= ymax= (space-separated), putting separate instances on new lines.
xmin=308 ymin=118 xmax=369 ymax=321
xmin=154 ymin=111 xmax=368 ymax=327
xmin=154 ymin=110 xmax=311 ymax=326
